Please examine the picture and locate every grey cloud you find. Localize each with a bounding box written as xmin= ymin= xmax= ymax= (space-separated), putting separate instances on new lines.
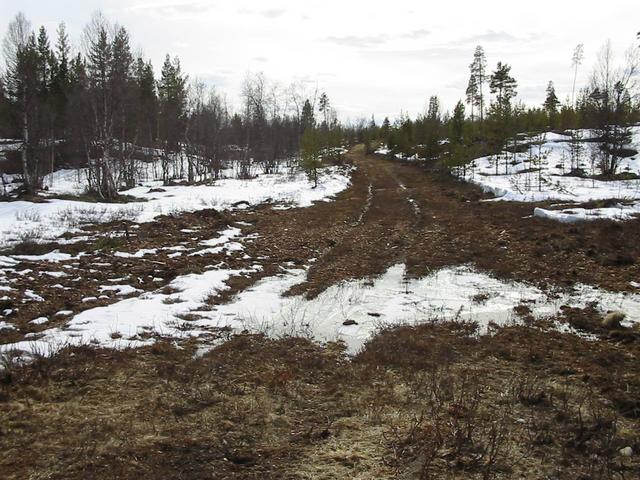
xmin=458 ymin=30 xmax=544 ymax=45
xmin=261 ymin=8 xmax=286 ymax=18
xmin=137 ymin=2 xmax=213 ymax=16
xmin=325 ymin=34 xmax=388 ymax=48
xmin=237 ymin=7 xmax=286 ymax=18
xmin=400 ymin=28 xmax=430 ymax=40
xmin=325 ymin=29 xmax=430 ymax=48
xmin=194 ymin=72 xmax=232 ymax=88
xmin=460 ymin=30 xmax=517 ymax=44
xmin=360 ymin=45 xmax=471 ymax=61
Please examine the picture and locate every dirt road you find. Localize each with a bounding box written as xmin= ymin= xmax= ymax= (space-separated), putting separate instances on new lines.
xmin=242 ymin=147 xmax=640 ymax=298
xmin=2 ymin=148 xmax=639 ymax=346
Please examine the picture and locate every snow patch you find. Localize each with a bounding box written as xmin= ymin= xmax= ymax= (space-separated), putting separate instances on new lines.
xmin=99 ymin=285 xmax=142 ymax=296
xmin=461 ymin=128 xmax=640 ymax=222
xmin=0 ymin=166 xmax=352 ymax=247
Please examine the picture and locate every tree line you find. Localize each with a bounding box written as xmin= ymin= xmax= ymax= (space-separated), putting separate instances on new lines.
xmin=372 ymin=41 xmax=640 ymax=178
xmin=0 ymin=12 xmax=345 ymax=198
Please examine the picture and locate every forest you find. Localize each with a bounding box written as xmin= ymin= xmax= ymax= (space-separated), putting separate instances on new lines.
xmin=372 ymin=44 xmax=640 ymax=180
xmin=0 ymin=12 xmax=346 ymax=199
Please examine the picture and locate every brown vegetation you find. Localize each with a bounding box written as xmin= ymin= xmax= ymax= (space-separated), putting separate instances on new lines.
xmin=1 ymin=319 xmax=639 ymax=479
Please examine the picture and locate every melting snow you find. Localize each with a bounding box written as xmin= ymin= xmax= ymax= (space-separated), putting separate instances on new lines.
xmin=196 ymin=264 xmax=640 ymax=353
xmin=461 ymin=127 xmax=640 ymax=222
xmin=4 ymin=263 xmax=639 ymax=357
xmin=99 ymin=285 xmax=142 ymax=296
xmin=0 ymin=166 xmax=352 ymax=247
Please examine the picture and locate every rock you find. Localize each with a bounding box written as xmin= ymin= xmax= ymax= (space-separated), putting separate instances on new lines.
xmin=619 ymin=446 xmax=633 ymax=457
xmin=602 ymin=311 xmax=626 ymax=329
xmin=342 ymin=319 xmax=358 ymax=326
xmin=147 ymin=187 xmax=166 ymax=193
xmin=232 ymin=200 xmax=251 ymax=208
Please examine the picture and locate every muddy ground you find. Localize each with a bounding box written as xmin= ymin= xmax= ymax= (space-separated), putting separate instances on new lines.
xmin=1 ymin=148 xmax=640 ymax=478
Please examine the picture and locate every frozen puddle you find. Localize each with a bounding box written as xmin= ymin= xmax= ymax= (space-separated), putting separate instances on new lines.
xmin=3 ymin=264 xmax=640 ymax=357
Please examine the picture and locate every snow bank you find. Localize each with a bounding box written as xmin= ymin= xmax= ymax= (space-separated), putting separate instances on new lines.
xmin=533 ymin=204 xmax=640 ymax=223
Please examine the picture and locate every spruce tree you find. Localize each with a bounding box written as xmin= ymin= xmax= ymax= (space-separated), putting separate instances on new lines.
xmin=158 ymin=54 xmax=188 ymax=183
xmin=110 ymin=26 xmax=133 ymax=163
xmin=451 ymin=101 xmax=465 ymax=145
xmin=133 ymin=57 xmax=157 ymax=146
xmin=423 ymin=95 xmax=442 ymax=160
xmin=543 ymin=81 xmax=560 ymax=128
xmin=300 ymin=99 xmax=314 ymax=132
xmin=36 ymin=26 xmax=52 ymax=93
xmin=51 ymin=23 xmax=71 ymax=140
xmin=381 ymin=117 xmax=390 ymax=143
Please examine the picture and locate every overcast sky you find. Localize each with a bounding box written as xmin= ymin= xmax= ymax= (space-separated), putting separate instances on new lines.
xmin=1 ymin=0 xmax=638 ymax=122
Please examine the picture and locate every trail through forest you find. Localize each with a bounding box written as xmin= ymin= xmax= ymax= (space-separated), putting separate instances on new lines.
xmin=3 ymin=147 xmax=640 ymax=349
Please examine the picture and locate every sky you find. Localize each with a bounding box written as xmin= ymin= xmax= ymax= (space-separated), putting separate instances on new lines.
xmin=0 ymin=0 xmax=639 ymax=122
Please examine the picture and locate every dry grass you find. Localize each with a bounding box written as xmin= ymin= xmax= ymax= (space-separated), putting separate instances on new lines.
xmin=1 ymin=318 xmax=639 ymax=479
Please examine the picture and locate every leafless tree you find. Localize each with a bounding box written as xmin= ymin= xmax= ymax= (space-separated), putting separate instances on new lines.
xmin=571 ymin=44 xmax=584 ymax=108
xmin=588 ymin=41 xmax=638 ymax=176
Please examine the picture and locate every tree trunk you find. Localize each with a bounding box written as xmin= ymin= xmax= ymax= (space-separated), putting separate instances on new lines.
xmin=21 ymin=108 xmax=31 ymax=194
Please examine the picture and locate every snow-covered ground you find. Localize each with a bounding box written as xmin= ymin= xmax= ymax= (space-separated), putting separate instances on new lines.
xmin=462 ymin=127 xmax=640 ymax=222
xmin=3 ymin=260 xmax=639 ymax=358
xmin=0 ymin=165 xmax=352 ymax=247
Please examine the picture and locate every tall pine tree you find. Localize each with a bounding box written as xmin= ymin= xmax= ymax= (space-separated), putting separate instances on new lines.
xmin=469 ymin=46 xmax=487 ymax=124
